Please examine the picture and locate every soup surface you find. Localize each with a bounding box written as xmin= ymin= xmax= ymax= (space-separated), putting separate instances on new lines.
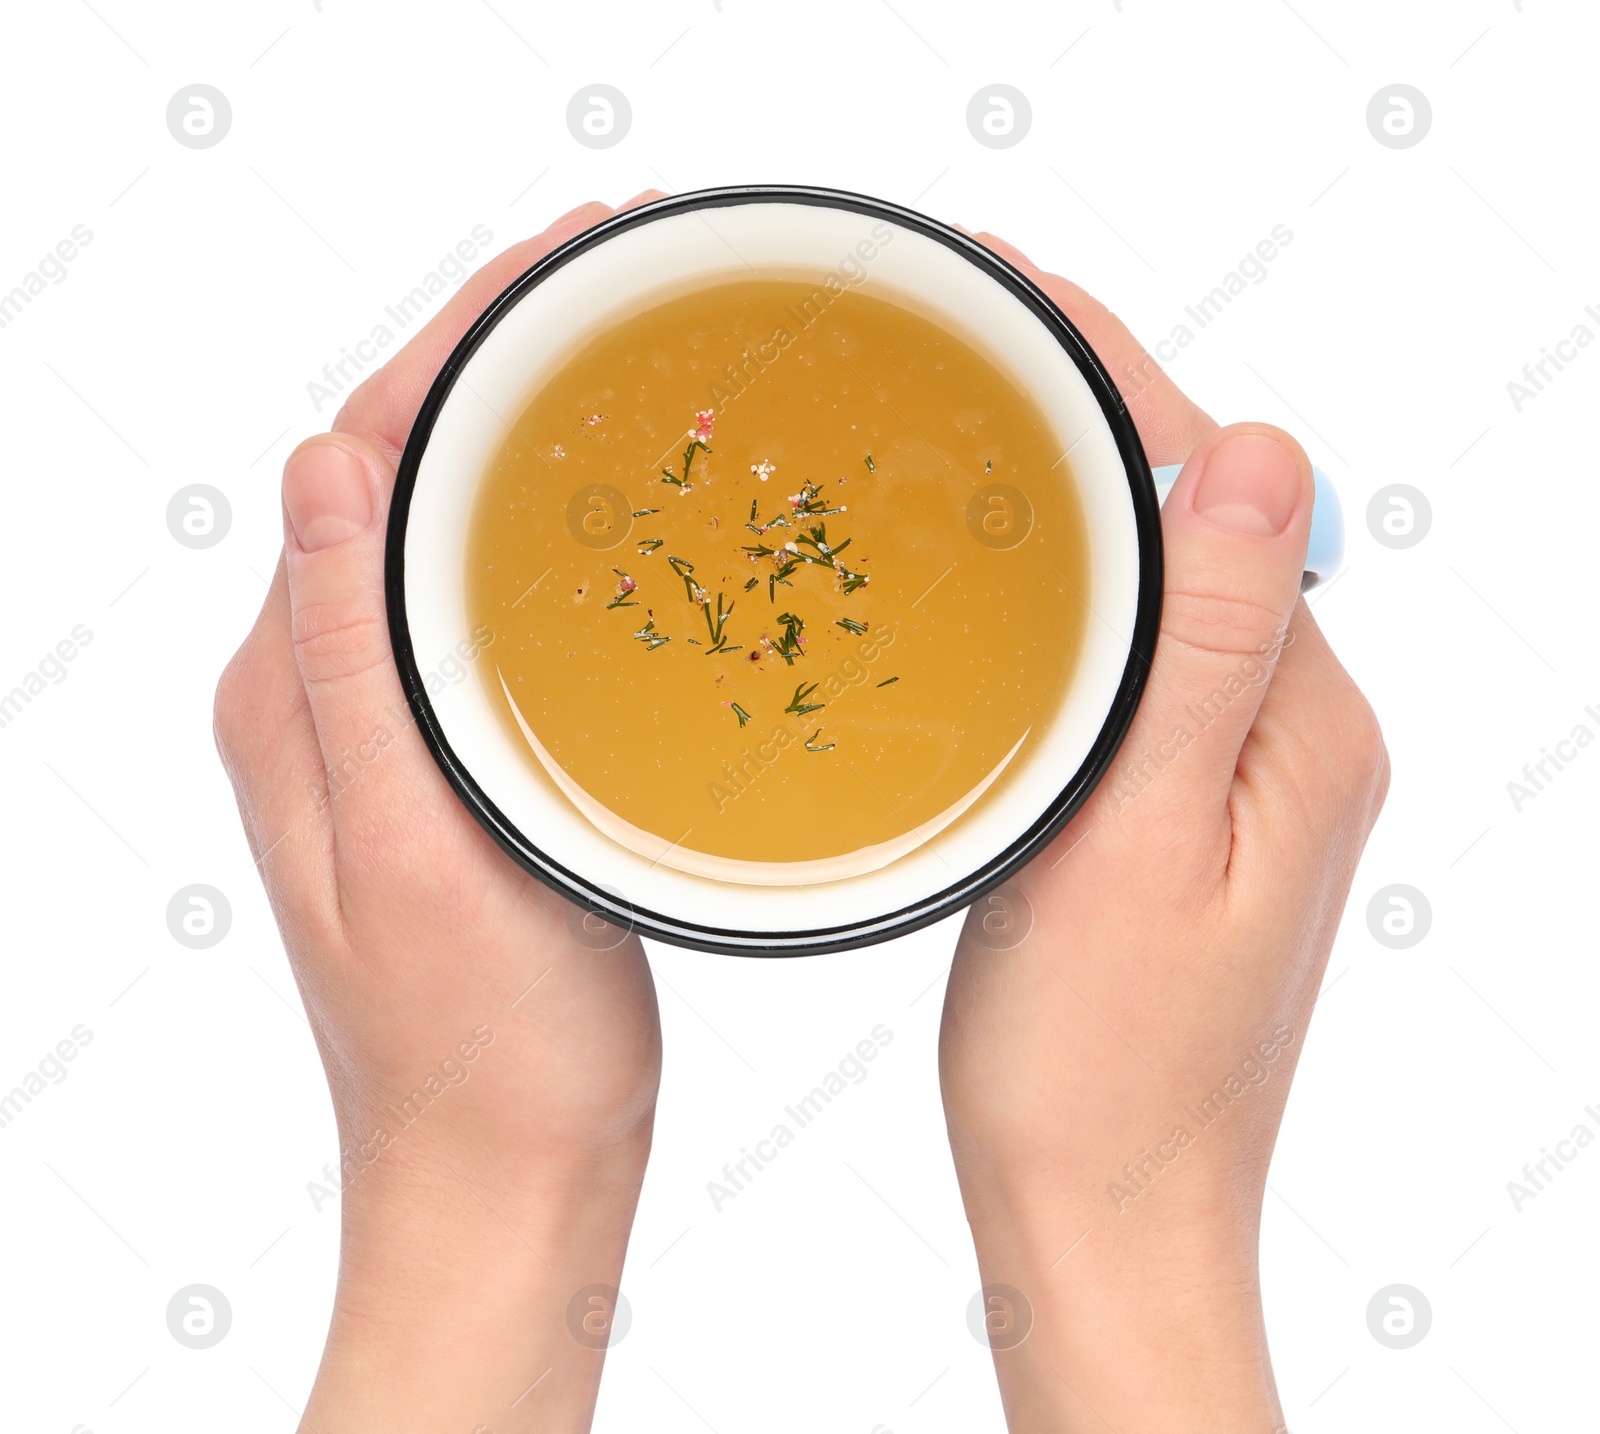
xmin=465 ymin=277 xmax=1090 ymax=873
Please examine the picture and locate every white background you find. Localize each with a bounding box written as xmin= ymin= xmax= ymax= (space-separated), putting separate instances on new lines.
xmin=1 ymin=1 xmax=1594 ymax=1430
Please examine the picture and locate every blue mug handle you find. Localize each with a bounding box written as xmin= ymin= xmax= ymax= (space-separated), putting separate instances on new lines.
xmin=1149 ymin=462 xmax=1344 ymax=591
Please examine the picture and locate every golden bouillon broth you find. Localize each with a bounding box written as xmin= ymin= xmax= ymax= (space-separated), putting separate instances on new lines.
xmin=465 ymin=277 xmax=1090 ymax=872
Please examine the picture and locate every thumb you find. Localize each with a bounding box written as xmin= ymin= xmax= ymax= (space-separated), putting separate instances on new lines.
xmin=1113 ymin=423 xmax=1313 ymax=822
xmin=280 ymin=433 xmax=413 ymax=812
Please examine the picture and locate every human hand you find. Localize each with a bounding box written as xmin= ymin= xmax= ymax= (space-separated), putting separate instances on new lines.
xmin=939 ymin=235 xmax=1389 ymax=1432
xmin=214 ymin=194 xmax=669 ymax=1433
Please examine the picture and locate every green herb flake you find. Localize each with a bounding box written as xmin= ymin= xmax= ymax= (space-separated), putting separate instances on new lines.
xmin=661 ymin=436 xmax=712 ymax=488
xmin=702 ymin=592 xmax=735 ymax=653
xmin=877 ymin=676 xmax=899 ymax=687
xmin=770 ymin=610 xmax=806 ymax=665
xmin=785 ymin=681 xmax=825 ymax=717
xmin=631 ymin=620 xmax=670 ymax=651
xmin=768 ymin=559 xmax=799 ymax=604
xmin=836 ymin=617 xmax=868 ymax=636
xmin=804 ymin=728 xmax=836 ymax=753
xmin=864 ymin=454 xmax=876 ymax=473
xmin=667 ymin=554 xmax=701 ymax=604
xmin=790 ymin=479 xmax=847 ymax=519
xmin=730 ymin=703 xmax=752 ymax=727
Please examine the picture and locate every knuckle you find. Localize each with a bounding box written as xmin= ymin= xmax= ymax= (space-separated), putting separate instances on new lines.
xmin=1161 ymin=585 xmax=1288 ymax=665
xmin=1370 ymin=736 xmax=1393 ymax=817
xmin=212 ymin=646 xmax=253 ymax=764
xmin=291 ymin=601 xmax=392 ymax=687
xmin=1278 ymin=679 xmax=1388 ymax=825
xmin=1345 ymin=695 xmax=1387 ymax=769
xmin=1337 ymin=684 xmax=1388 ymax=774
xmin=1337 ymin=688 xmax=1391 ymax=812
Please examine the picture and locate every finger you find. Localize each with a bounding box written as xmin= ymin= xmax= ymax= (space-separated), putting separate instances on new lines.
xmin=281 ymin=197 xmax=666 ymax=863
xmin=967 ymin=231 xmax=1216 ymax=465
xmin=213 ymin=553 xmax=334 ymax=898
xmin=1098 ymin=424 xmax=1314 ymax=836
xmin=279 ymin=432 xmax=429 ymax=842
xmin=950 ymin=223 xmax=1037 ymax=271
xmin=331 ymin=199 xmax=622 ymax=462
xmin=618 ymin=188 xmax=670 ymax=210
xmin=1232 ymin=598 xmax=1390 ymax=864
xmin=962 ymin=228 xmax=1035 ymax=270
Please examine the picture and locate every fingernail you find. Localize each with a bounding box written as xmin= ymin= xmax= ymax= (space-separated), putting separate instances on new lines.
xmin=284 ymin=442 xmax=373 ymax=552
xmin=1190 ymin=431 xmax=1302 ymax=536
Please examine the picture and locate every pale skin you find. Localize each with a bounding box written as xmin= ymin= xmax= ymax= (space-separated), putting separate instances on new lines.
xmin=943 ymin=231 xmax=1388 ymax=1432
xmin=214 ymin=195 xmax=1386 ymax=1431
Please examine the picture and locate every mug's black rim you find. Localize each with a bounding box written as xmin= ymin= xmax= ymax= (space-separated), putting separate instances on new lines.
xmin=385 ymin=183 xmax=1163 ymax=957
